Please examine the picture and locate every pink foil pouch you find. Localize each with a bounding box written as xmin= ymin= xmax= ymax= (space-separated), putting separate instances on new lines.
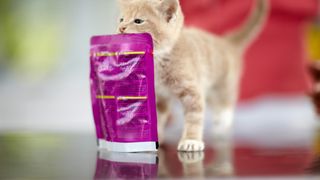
xmin=90 ymin=33 xmax=158 ymax=152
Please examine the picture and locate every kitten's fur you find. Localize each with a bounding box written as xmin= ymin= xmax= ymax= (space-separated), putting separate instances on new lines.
xmin=117 ymin=0 xmax=268 ymax=152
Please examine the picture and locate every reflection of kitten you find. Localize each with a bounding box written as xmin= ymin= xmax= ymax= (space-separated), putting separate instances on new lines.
xmin=117 ymin=0 xmax=268 ymax=152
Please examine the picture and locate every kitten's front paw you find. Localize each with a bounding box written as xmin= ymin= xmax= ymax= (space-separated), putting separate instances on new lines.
xmin=177 ymin=139 xmax=204 ymax=152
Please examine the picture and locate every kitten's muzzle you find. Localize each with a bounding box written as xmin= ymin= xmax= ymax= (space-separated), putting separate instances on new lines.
xmin=119 ymin=26 xmax=127 ymax=33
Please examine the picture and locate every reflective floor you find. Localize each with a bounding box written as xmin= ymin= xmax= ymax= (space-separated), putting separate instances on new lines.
xmin=1 ymin=132 xmax=320 ymax=179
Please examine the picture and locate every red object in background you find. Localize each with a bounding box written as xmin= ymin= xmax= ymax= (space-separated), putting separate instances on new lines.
xmin=180 ymin=0 xmax=318 ymax=101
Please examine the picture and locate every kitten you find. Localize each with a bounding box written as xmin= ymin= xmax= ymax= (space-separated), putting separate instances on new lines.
xmin=117 ymin=0 xmax=268 ymax=152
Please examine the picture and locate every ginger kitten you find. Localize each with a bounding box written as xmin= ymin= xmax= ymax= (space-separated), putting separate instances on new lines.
xmin=116 ymin=0 xmax=268 ymax=152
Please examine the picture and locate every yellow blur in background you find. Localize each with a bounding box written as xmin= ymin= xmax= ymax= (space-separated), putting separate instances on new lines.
xmin=307 ymin=22 xmax=320 ymax=61
xmin=0 ymin=0 xmax=63 ymax=79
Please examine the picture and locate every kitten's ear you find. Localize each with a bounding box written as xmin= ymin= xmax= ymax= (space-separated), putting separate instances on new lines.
xmin=157 ymin=0 xmax=179 ymax=23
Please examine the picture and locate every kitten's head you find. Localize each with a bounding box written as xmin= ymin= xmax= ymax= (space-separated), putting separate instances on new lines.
xmin=117 ymin=0 xmax=184 ymax=53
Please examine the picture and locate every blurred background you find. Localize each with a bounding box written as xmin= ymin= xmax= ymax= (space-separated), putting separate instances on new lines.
xmin=1 ymin=0 xmax=320 ymax=178
xmin=0 ymin=0 xmax=320 ymax=143
xmin=0 ymin=0 xmax=118 ymax=133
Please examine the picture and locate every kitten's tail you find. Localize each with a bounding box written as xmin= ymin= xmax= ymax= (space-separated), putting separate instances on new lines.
xmin=225 ymin=0 xmax=269 ymax=50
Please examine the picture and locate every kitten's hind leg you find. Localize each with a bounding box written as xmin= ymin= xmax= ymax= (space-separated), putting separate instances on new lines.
xmin=208 ymin=88 xmax=237 ymax=140
xmin=212 ymin=106 xmax=234 ymax=139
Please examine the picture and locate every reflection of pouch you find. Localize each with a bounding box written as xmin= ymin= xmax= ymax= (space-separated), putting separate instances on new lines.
xmin=90 ymin=33 xmax=158 ymax=152
xmin=94 ymin=151 xmax=158 ymax=179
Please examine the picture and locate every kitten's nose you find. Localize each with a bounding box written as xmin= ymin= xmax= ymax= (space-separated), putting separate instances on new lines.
xmin=119 ymin=26 xmax=127 ymax=33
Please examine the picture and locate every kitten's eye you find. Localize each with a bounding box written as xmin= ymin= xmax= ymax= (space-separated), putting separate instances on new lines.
xmin=120 ymin=18 xmax=124 ymax=22
xmin=134 ymin=19 xmax=144 ymax=24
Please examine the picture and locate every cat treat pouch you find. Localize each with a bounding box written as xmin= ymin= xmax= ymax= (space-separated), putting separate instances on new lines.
xmin=90 ymin=33 xmax=158 ymax=152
